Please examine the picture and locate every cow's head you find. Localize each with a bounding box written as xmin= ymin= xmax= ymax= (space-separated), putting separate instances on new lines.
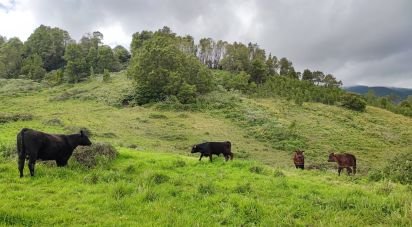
xmin=294 ymin=150 xmax=304 ymax=160
xmin=79 ymin=130 xmax=92 ymax=146
xmin=328 ymin=152 xmax=336 ymax=162
xmin=191 ymin=144 xmax=200 ymax=153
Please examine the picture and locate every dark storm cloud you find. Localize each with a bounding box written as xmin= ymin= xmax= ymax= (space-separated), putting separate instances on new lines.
xmin=24 ymin=0 xmax=412 ymax=87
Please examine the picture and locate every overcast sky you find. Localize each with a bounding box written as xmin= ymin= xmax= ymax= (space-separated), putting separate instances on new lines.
xmin=1 ymin=0 xmax=411 ymax=87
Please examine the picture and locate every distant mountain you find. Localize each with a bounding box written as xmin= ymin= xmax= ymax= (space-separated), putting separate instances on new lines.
xmin=344 ymin=86 xmax=412 ymax=101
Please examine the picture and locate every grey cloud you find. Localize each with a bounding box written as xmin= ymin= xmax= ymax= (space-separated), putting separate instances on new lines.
xmin=22 ymin=0 xmax=412 ymax=87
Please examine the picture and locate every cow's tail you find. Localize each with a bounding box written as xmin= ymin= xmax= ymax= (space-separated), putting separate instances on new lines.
xmin=17 ymin=128 xmax=27 ymax=158
xmin=353 ymin=155 xmax=357 ymax=175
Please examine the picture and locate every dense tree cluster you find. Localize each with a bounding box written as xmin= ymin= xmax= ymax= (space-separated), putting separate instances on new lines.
xmin=127 ymin=26 xmax=343 ymax=105
xmin=0 ymin=25 xmax=129 ymax=83
xmin=128 ymin=27 xmax=213 ymax=104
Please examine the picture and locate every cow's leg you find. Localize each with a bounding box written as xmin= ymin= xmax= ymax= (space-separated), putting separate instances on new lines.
xmin=28 ymin=159 xmax=36 ymax=177
xmin=347 ymin=167 xmax=352 ymax=175
xmin=56 ymin=159 xmax=68 ymax=167
xmin=338 ymin=167 xmax=343 ymax=176
xmin=18 ymin=157 xmax=25 ymax=178
xmin=224 ymin=154 xmax=229 ymax=161
xmin=199 ymin=153 xmax=203 ymax=161
xmin=209 ymin=154 xmax=213 ymax=162
xmin=28 ymin=152 xmax=37 ymax=177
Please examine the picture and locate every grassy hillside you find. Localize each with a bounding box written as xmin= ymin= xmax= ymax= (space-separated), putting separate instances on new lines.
xmin=0 ymin=72 xmax=412 ymax=225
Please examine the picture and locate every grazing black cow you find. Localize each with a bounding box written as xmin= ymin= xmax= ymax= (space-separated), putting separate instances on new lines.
xmin=17 ymin=128 xmax=92 ymax=177
xmin=191 ymin=141 xmax=233 ymax=162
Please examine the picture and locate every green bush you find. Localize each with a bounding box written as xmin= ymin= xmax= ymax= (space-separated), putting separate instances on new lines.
xmin=103 ymin=69 xmax=110 ymax=82
xmin=383 ymin=152 xmax=412 ymax=184
xmin=341 ymin=93 xmax=366 ymax=112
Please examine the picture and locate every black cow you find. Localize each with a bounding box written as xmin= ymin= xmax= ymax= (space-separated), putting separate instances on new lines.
xmin=17 ymin=128 xmax=92 ymax=177
xmin=191 ymin=141 xmax=233 ymax=162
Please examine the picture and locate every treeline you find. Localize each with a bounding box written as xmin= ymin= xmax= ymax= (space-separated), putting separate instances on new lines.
xmin=3 ymin=25 xmax=411 ymax=116
xmin=0 ymin=25 xmax=130 ymax=84
xmin=128 ymin=26 xmax=344 ymax=106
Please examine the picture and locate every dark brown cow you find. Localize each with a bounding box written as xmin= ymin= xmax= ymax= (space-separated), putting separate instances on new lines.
xmin=328 ymin=152 xmax=357 ymax=176
xmin=17 ymin=128 xmax=92 ymax=177
xmin=293 ymin=150 xmax=305 ymax=169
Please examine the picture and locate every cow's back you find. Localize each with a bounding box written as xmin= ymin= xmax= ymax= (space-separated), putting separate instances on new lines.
xmin=336 ymin=153 xmax=356 ymax=166
xmin=208 ymin=141 xmax=231 ymax=154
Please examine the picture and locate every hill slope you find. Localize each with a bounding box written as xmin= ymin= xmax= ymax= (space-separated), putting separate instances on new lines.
xmin=345 ymin=85 xmax=412 ymax=101
xmin=0 ymin=73 xmax=412 ymax=225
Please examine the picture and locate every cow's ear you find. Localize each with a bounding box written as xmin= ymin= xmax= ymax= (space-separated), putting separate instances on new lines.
xmin=80 ymin=130 xmax=84 ymax=136
xmin=302 ymin=150 xmax=305 ymax=153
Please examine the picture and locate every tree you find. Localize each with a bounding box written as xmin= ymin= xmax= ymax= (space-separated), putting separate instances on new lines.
xmin=312 ymin=71 xmax=325 ymax=85
xmin=221 ymin=42 xmax=250 ymax=72
xmin=323 ymin=74 xmax=342 ymax=88
xmin=24 ymin=25 xmax=72 ymax=71
xmin=113 ymin=45 xmax=131 ymax=69
xmin=0 ymin=35 xmax=6 ymax=47
xmin=128 ymin=33 xmax=213 ymax=104
xmin=130 ymin=30 xmax=153 ymax=55
xmin=279 ymin=57 xmax=296 ymax=79
xmin=86 ymin=46 xmax=98 ymax=71
xmin=63 ymin=43 xmax=88 ymax=83
xmin=302 ymin=69 xmax=313 ymax=82
xmin=21 ymin=54 xmax=46 ymax=81
xmin=266 ymin=54 xmax=278 ymax=76
xmin=249 ymin=58 xmax=267 ymax=84
xmin=96 ymin=45 xmax=120 ymax=73
xmin=0 ymin=37 xmax=24 ymax=78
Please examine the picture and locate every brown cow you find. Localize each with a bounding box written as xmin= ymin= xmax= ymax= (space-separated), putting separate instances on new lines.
xmin=293 ymin=150 xmax=305 ymax=169
xmin=328 ymin=152 xmax=357 ymax=176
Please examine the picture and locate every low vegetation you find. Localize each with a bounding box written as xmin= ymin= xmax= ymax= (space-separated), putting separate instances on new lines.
xmin=0 ymin=149 xmax=411 ymax=226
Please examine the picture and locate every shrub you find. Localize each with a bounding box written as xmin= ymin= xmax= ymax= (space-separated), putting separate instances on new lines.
xmin=234 ymin=183 xmax=253 ymax=194
xmin=249 ymin=166 xmax=264 ymax=174
xmin=43 ymin=118 xmax=64 ymax=126
xmin=198 ymin=183 xmax=215 ymax=195
xmin=341 ymin=93 xmax=366 ymax=112
xmin=103 ymin=69 xmax=110 ymax=82
xmin=150 ymin=173 xmax=170 ymax=184
xmin=148 ymin=113 xmax=168 ymax=119
xmin=383 ymin=152 xmax=412 ymax=184
xmin=0 ymin=112 xmax=33 ymax=124
xmin=73 ymin=143 xmax=118 ymax=168
xmin=112 ymin=182 xmax=134 ymax=200
xmin=0 ymin=143 xmax=17 ymax=159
